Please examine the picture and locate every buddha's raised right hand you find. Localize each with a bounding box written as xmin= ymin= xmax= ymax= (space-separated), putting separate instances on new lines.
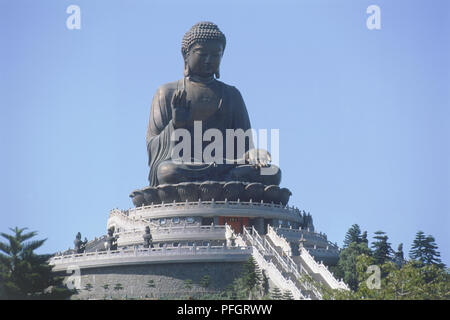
xmin=171 ymin=89 xmax=192 ymax=128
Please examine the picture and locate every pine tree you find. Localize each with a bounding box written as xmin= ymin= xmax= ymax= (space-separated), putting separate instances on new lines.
xmin=343 ymin=224 xmax=362 ymax=248
xmin=241 ymin=257 xmax=262 ymax=298
xmin=371 ymin=231 xmax=393 ymax=265
xmin=270 ymin=286 xmax=282 ymax=300
xmin=334 ymin=225 xmax=371 ymax=291
xmin=0 ymin=227 xmax=74 ymax=299
xmin=281 ymin=290 xmax=294 ymax=300
xmin=409 ymin=231 xmax=444 ymax=268
xmin=184 ymin=279 xmax=193 ymax=290
xmin=361 ymin=231 xmax=368 ymax=246
xmin=261 ymin=270 xmax=270 ymax=296
xmin=336 ymin=241 xmax=372 ymax=291
xmin=409 ymin=231 xmax=427 ymax=262
xmin=423 ymin=235 xmax=444 ymax=268
xmin=200 ymin=275 xmax=211 ymax=288
xmin=326 ymin=257 xmax=450 ymax=300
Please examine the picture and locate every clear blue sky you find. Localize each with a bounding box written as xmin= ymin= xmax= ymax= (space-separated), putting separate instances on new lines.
xmin=1 ymin=0 xmax=449 ymax=265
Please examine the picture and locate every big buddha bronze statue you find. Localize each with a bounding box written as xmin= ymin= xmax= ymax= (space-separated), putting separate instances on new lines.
xmin=130 ymin=22 xmax=291 ymax=207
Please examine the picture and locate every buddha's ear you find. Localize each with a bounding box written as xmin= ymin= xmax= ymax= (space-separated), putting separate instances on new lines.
xmin=215 ymin=67 xmax=220 ymax=79
xmin=184 ymin=61 xmax=190 ymax=77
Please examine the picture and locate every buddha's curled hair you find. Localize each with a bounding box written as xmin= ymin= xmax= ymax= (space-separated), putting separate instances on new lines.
xmin=181 ymin=22 xmax=226 ymax=58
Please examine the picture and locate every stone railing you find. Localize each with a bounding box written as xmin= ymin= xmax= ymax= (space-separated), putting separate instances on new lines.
xmin=108 ymin=209 xmax=150 ymax=231
xmin=274 ymin=227 xmax=339 ymax=250
xmin=245 ymin=227 xmax=303 ymax=276
xmin=153 ymin=224 xmax=226 ymax=233
xmin=299 ymin=247 xmax=348 ymax=290
xmin=121 ymin=200 xmax=303 ymax=222
xmin=130 ymin=199 xmax=297 ymax=212
xmin=225 ymin=224 xmax=248 ymax=247
xmin=267 ymin=225 xmax=292 ymax=255
xmin=247 ymin=227 xmax=322 ymax=298
xmin=249 ymin=238 xmax=307 ymax=300
xmin=115 ymin=225 xmax=227 ymax=246
xmin=49 ymin=245 xmax=252 ymax=272
xmin=275 ymin=226 xmax=328 ymax=240
xmin=267 ymin=225 xmax=347 ymax=291
xmin=242 ymin=227 xmax=320 ymax=299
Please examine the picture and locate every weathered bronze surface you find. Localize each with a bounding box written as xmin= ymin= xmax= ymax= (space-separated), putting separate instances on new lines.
xmin=146 ymin=22 xmax=280 ymax=187
xmin=130 ymin=22 xmax=292 ymax=206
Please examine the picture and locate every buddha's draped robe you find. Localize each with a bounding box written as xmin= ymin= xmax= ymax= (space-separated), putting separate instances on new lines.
xmin=146 ymin=79 xmax=253 ymax=186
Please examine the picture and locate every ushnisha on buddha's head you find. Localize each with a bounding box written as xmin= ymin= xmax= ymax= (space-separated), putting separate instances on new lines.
xmin=181 ymin=22 xmax=226 ymax=79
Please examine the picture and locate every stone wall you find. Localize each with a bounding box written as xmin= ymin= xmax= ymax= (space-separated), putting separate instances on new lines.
xmin=60 ymin=261 xmax=245 ymax=300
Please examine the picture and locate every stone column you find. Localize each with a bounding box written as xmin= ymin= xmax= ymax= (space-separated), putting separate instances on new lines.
xmin=254 ymin=217 xmax=265 ymax=235
xmin=213 ymin=216 xmax=219 ymax=225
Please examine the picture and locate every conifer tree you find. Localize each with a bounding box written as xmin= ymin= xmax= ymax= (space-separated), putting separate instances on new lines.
xmin=270 ymin=286 xmax=282 ymax=300
xmin=361 ymin=231 xmax=368 ymax=246
xmin=343 ymin=224 xmax=362 ymax=248
xmin=409 ymin=231 xmax=427 ymax=262
xmin=371 ymin=231 xmax=393 ymax=265
xmin=334 ymin=225 xmax=371 ymax=291
xmin=336 ymin=241 xmax=372 ymax=291
xmin=410 ymin=232 xmax=445 ymax=268
xmin=281 ymin=290 xmax=294 ymax=300
xmin=0 ymin=227 xmax=74 ymax=299
xmin=423 ymin=235 xmax=444 ymax=268
xmin=241 ymin=257 xmax=262 ymax=298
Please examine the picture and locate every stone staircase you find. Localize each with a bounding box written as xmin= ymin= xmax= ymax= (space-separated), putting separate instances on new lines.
xmin=229 ymin=225 xmax=321 ymax=300
xmin=266 ymin=225 xmax=349 ymax=291
xmin=84 ymin=235 xmax=108 ymax=252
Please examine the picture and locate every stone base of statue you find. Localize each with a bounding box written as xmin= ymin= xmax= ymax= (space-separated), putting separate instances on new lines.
xmin=50 ymin=198 xmax=344 ymax=300
xmin=129 ymin=181 xmax=292 ymax=207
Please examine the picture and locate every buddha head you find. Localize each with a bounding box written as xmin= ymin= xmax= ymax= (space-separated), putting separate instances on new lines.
xmin=181 ymin=22 xmax=226 ymax=79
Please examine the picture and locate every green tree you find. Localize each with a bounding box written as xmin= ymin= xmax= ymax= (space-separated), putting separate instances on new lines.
xmin=0 ymin=227 xmax=74 ymax=299
xmin=335 ymin=241 xmax=372 ymax=291
xmin=409 ymin=232 xmax=444 ymax=268
xmin=422 ymin=235 xmax=444 ymax=268
xmin=222 ymin=257 xmax=264 ymax=300
xmin=281 ymin=290 xmax=294 ymax=300
xmin=0 ymin=263 xmax=7 ymax=298
xmin=343 ymin=224 xmax=362 ymax=248
xmin=326 ymin=255 xmax=450 ymax=300
xmin=361 ymin=231 xmax=368 ymax=246
xmin=241 ymin=257 xmax=262 ymax=299
xmin=371 ymin=231 xmax=393 ymax=265
xmin=224 ymin=283 xmax=238 ymax=300
xmin=270 ymin=286 xmax=282 ymax=300
xmin=409 ymin=231 xmax=427 ymax=263
xmin=200 ymin=275 xmax=211 ymax=288
xmin=261 ymin=270 xmax=270 ymax=296
xmin=184 ymin=279 xmax=193 ymax=290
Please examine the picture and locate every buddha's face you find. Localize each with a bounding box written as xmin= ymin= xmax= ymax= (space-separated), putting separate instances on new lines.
xmin=186 ymin=40 xmax=223 ymax=78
